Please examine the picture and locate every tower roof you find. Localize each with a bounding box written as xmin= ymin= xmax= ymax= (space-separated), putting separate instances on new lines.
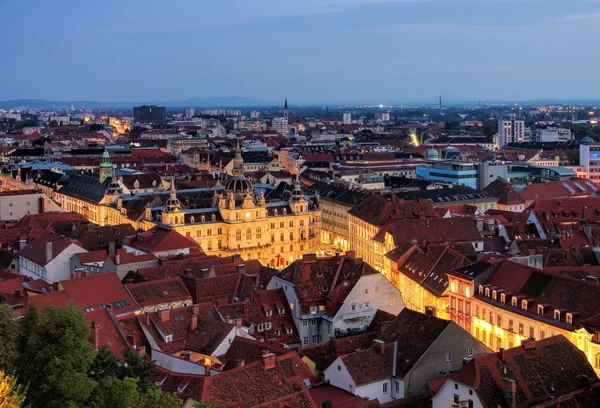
xmin=284 ymin=98 xmax=288 ymax=110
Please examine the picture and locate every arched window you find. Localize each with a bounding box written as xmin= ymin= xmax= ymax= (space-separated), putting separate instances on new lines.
xmin=595 ymin=353 xmax=600 ymax=369
xmin=236 ymin=230 xmax=241 ymax=242
xmin=256 ymin=227 xmax=262 ymax=239
xmin=246 ymin=228 xmax=252 ymax=240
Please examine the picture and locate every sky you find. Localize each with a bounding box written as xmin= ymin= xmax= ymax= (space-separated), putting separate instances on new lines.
xmin=1 ymin=0 xmax=600 ymax=104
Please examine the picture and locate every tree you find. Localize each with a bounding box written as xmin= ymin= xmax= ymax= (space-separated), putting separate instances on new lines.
xmin=88 ymin=377 xmax=138 ymax=408
xmin=16 ymin=303 xmax=96 ymax=408
xmin=48 ymin=120 xmax=59 ymax=127
xmin=0 ymin=305 xmax=17 ymax=372
xmin=0 ymin=370 xmax=25 ymax=408
xmin=117 ymin=348 xmax=156 ymax=393
xmin=89 ymin=123 xmax=105 ymax=131
xmin=131 ymin=386 xmax=181 ymax=408
xmin=194 ymin=404 xmax=225 ymax=408
xmin=88 ymin=345 xmax=119 ymax=381
xmin=15 ymin=119 xmax=39 ymax=129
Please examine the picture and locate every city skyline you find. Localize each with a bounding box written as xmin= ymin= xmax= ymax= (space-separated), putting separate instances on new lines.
xmin=2 ymin=0 xmax=600 ymax=102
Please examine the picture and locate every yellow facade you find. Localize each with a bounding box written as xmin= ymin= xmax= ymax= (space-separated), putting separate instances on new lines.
xmin=447 ymin=275 xmax=600 ymax=376
xmin=318 ymin=196 xmax=351 ymax=251
xmin=348 ymin=214 xmax=381 ymax=271
xmin=386 ymin=258 xmax=449 ymax=320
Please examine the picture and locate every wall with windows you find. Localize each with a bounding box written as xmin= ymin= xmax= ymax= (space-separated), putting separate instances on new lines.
xmin=332 ymin=273 xmax=404 ymax=337
xmin=405 ymin=323 xmax=490 ymax=395
xmin=432 ymin=379 xmax=481 ymax=408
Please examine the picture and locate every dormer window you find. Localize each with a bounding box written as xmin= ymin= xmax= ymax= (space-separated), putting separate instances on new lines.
xmin=492 ymin=290 xmax=497 ymax=300
xmin=538 ymin=305 xmax=544 ymax=315
xmin=500 ymin=293 xmax=506 ymax=303
xmin=522 ymin=300 xmax=528 ymax=310
xmin=554 ymin=310 xmax=561 ymax=321
xmin=485 ymin=288 xmax=490 ymax=297
xmin=511 ymin=297 xmax=518 ymax=307
xmin=278 ymin=308 xmax=285 ymax=314
xmin=479 ymin=285 xmax=484 ymax=295
xmin=286 ymin=327 xmax=293 ymax=334
xmin=165 ymin=335 xmax=173 ymax=343
xmin=265 ymin=310 xmax=272 ymax=317
xmin=566 ymin=313 xmax=573 ymax=324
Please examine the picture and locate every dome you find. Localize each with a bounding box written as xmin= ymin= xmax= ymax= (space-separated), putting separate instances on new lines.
xmin=164 ymin=196 xmax=181 ymax=212
xmin=426 ymin=148 xmax=439 ymax=159
xmin=582 ymin=136 xmax=594 ymax=144
xmin=225 ymin=176 xmax=253 ymax=195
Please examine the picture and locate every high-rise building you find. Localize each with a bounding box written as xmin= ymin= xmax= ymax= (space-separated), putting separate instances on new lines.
xmin=133 ymin=105 xmax=166 ymax=125
xmin=497 ymin=119 xmax=525 ymax=147
xmin=185 ymin=108 xmax=195 ymax=119
xmin=343 ymin=112 xmax=352 ymax=125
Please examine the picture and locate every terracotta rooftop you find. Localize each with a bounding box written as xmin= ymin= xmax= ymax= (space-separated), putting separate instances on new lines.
xmin=450 ymin=335 xmax=598 ymax=408
xmin=123 ymin=226 xmax=201 ymax=255
xmin=125 ymin=276 xmax=192 ymax=307
xmin=348 ymin=195 xmax=439 ymax=227
xmin=375 ymin=217 xmax=482 ymax=247
xmin=201 ymin=351 xmax=316 ymax=408
xmin=18 ymin=232 xmax=83 ymax=267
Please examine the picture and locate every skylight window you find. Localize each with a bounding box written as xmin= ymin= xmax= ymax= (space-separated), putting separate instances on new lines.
xmin=562 ymin=183 xmax=575 ymax=194
xmin=573 ymin=182 xmax=586 ymax=192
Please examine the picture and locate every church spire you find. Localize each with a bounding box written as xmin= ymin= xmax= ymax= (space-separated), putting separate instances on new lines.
xmin=169 ymin=178 xmax=177 ymax=198
xmin=232 ymin=136 xmax=244 ymax=177
xmin=284 ymin=98 xmax=288 ymax=110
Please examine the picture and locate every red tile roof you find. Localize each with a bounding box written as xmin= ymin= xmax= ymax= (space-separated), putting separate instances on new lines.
xmin=394 ymin=245 xmax=469 ymax=297
xmin=278 ymin=255 xmax=378 ymax=316
xmin=201 ymin=352 xmax=316 ymax=408
xmin=349 ymin=196 xmax=439 ymax=227
xmin=75 ymin=250 xmax=109 ymax=264
xmin=521 ymin=178 xmax=597 ymax=202
xmin=85 ymin=308 xmax=129 ymax=359
xmin=139 ymin=305 xmax=233 ymax=355
xmin=451 ymin=335 xmax=598 ymax=408
xmin=217 ymin=337 xmax=290 ymax=371
xmin=123 ymin=226 xmax=201 ymax=255
xmin=18 ymin=232 xmax=83 ymax=267
xmin=60 ymin=272 xmax=136 ymax=313
xmin=375 ymin=217 xmax=482 ymax=247
xmin=125 ymin=276 xmax=192 ymax=307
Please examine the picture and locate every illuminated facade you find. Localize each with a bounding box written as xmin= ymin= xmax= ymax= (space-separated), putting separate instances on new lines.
xmin=146 ymin=138 xmax=321 ymax=267
xmin=447 ymin=261 xmax=600 ymax=376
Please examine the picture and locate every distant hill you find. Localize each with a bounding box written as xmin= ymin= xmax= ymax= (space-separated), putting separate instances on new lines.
xmin=0 ymin=97 xmax=282 ymax=110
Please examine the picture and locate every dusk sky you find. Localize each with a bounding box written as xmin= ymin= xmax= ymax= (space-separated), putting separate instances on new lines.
xmin=2 ymin=0 xmax=600 ymax=103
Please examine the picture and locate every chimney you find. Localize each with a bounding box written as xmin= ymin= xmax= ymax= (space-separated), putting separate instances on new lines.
xmin=322 ymin=402 xmax=333 ymax=408
xmin=19 ymin=237 xmax=26 ymax=250
xmin=374 ymin=339 xmax=386 ymax=355
xmin=46 ymin=240 xmax=53 ymax=264
xmin=238 ymin=359 xmax=245 ymax=367
xmin=235 ymin=318 xmax=242 ymax=328
xmin=225 ymin=315 xmax=231 ymax=324
xmin=145 ymin=312 xmax=150 ymax=326
xmin=14 ymin=289 xmax=22 ymax=298
xmin=91 ymin=321 xmax=100 ymax=349
xmin=192 ymin=304 xmax=200 ymax=314
xmin=108 ymin=241 xmax=116 ymax=255
xmin=236 ymin=263 xmax=246 ymax=274
xmin=578 ymin=375 xmax=594 ymax=391
xmin=345 ymin=250 xmax=356 ymax=259
xmin=262 ymin=352 xmax=276 ymax=370
xmin=159 ymin=308 xmax=170 ymax=322
xmin=81 ymin=271 xmax=89 ymax=278
xmin=127 ymin=334 xmax=137 ymax=347
xmin=190 ymin=314 xmax=198 ymax=331
xmin=137 ymin=346 xmax=146 ymax=357
xmin=510 ymin=380 xmax=516 ymax=408
xmin=499 ymin=348 xmax=506 ymax=362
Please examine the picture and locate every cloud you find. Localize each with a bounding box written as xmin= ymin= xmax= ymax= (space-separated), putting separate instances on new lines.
xmin=562 ymin=11 xmax=600 ymax=21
